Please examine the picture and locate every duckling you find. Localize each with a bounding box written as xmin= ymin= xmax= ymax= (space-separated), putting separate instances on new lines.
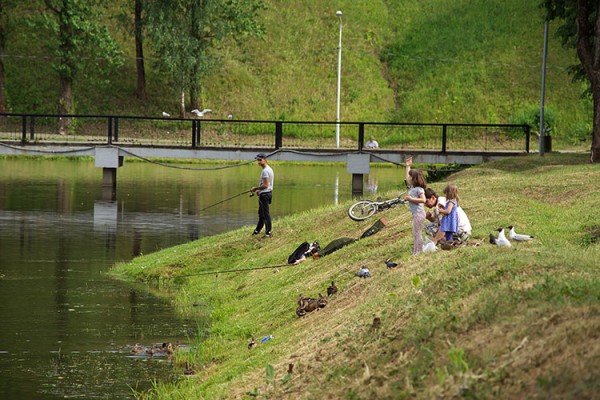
xmin=303 ymin=298 xmax=320 ymax=313
xmin=327 ymin=281 xmax=338 ymax=297
xmin=248 ymin=337 xmax=257 ymax=350
xmin=371 ymin=316 xmax=381 ymax=331
xmin=183 ymin=361 xmax=196 ymax=376
xmin=130 ymin=343 xmax=147 ymax=356
xmin=296 ymin=305 xmax=307 ymax=317
xmin=317 ymin=293 xmax=328 ymax=308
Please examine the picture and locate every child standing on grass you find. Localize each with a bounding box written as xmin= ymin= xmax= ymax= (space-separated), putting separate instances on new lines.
xmin=404 ymin=157 xmax=427 ymax=255
xmin=438 ymin=183 xmax=459 ymax=242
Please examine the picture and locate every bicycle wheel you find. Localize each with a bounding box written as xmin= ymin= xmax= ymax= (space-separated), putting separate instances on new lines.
xmin=348 ymin=201 xmax=378 ymax=221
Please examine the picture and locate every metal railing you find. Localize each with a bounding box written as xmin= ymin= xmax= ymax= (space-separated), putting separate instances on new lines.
xmin=0 ymin=113 xmax=531 ymax=153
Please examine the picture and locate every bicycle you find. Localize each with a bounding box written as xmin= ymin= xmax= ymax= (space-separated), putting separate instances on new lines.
xmin=347 ymin=191 xmax=408 ymax=221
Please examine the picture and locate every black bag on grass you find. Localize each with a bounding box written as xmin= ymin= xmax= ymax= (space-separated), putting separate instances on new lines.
xmin=288 ymin=242 xmax=310 ymax=264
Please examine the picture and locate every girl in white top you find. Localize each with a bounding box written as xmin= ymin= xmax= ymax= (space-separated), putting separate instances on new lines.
xmin=404 ymin=157 xmax=427 ymax=255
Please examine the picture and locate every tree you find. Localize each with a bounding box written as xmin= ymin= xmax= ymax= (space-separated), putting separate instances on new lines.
xmin=37 ymin=0 xmax=122 ymax=134
xmin=145 ymin=0 xmax=264 ymax=117
xmin=134 ymin=0 xmax=146 ymax=100
xmin=541 ymin=0 xmax=600 ymax=162
xmin=0 ymin=0 xmax=12 ymax=113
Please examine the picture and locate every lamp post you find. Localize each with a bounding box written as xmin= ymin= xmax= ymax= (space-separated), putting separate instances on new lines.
xmin=335 ymin=10 xmax=343 ymax=148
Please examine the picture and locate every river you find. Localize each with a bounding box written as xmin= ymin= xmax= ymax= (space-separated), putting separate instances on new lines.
xmin=0 ymin=157 xmax=402 ymax=399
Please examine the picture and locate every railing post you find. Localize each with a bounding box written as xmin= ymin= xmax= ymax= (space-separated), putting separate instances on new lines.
xmin=441 ymin=124 xmax=447 ymax=153
xmin=21 ymin=116 xmax=27 ymax=144
xmin=275 ymin=122 xmax=283 ymax=149
xmin=358 ymin=123 xmax=365 ymax=151
xmin=197 ymin=120 xmax=201 ymax=145
xmin=107 ymin=117 xmax=113 ymax=145
xmin=525 ymin=124 xmax=530 ymax=153
xmin=191 ymin=120 xmax=197 ymax=147
xmin=30 ymin=116 xmax=36 ymax=140
xmin=114 ymin=117 xmax=119 ymax=142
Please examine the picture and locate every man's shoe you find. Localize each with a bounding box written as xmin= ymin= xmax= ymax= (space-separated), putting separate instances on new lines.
xmin=264 ymin=232 xmax=272 ymax=238
xmin=252 ymin=230 xmax=260 ymax=235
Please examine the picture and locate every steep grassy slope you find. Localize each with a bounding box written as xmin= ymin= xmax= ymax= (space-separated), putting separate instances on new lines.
xmin=113 ymin=153 xmax=600 ymax=399
xmin=3 ymin=1 xmax=592 ymax=147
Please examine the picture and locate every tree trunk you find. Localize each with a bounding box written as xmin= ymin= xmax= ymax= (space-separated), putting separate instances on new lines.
xmin=180 ymin=87 xmax=185 ymax=117
xmin=189 ymin=72 xmax=201 ymax=111
xmin=58 ymin=74 xmax=73 ymax=135
xmin=134 ymin=0 xmax=146 ymax=100
xmin=0 ymin=2 xmax=7 ymax=113
xmin=593 ymin=91 xmax=600 ymax=162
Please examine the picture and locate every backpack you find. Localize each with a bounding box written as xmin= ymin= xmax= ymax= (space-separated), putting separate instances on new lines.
xmin=288 ymin=242 xmax=310 ymax=264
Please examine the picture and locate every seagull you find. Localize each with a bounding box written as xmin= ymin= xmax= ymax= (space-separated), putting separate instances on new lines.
xmin=355 ymin=265 xmax=371 ymax=278
xmin=191 ymin=108 xmax=212 ymax=117
xmin=161 ymin=111 xmax=170 ymax=117
xmin=508 ymin=226 xmax=534 ymax=242
xmin=490 ymin=228 xmax=511 ymax=247
xmin=384 ymin=258 xmax=398 ymax=269
xmin=327 ymin=281 xmax=338 ymax=296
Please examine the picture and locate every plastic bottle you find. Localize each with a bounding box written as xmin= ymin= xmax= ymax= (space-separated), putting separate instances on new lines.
xmin=260 ymin=335 xmax=273 ymax=344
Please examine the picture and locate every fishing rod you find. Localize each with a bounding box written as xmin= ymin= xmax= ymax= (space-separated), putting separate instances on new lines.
xmin=199 ymin=190 xmax=254 ymax=212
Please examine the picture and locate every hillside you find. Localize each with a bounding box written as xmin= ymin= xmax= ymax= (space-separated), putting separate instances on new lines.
xmin=3 ymin=1 xmax=592 ymax=148
xmin=112 ymin=153 xmax=600 ymax=399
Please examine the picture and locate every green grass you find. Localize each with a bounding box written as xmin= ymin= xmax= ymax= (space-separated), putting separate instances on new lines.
xmin=3 ymin=1 xmax=593 ymax=150
xmin=112 ymin=153 xmax=600 ymax=399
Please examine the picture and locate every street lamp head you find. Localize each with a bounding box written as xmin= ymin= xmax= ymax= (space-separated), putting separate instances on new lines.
xmin=336 ymin=10 xmax=342 ymax=17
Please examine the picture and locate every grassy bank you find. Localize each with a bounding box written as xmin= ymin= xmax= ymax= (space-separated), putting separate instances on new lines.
xmin=112 ymin=153 xmax=600 ymax=399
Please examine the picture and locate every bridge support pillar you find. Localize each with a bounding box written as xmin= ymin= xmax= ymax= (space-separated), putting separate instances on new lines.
xmin=352 ymin=174 xmax=364 ymax=195
xmin=95 ymin=147 xmax=123 ymax=199
xmin=347 ymin=154 xmax=370 ymax=196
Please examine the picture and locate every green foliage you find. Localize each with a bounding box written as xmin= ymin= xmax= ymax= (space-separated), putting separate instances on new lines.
xmin=0 ymin=0 xmax=593 ymax=148
xmin=144 ymin=0 xmax=265 ymax=108
xmin=508 ymin=103 xmax=556 ymax=134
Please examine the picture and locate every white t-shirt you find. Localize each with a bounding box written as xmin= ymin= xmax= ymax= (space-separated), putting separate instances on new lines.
xmin=433 ymin=196 xmax=471 ymax=234
xmin=258 ymin=165 xmax=274 ymax=194
xmin=365 ymin=140 xmax=378 ymax=149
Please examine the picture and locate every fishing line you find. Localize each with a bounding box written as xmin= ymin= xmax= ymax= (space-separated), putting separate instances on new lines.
xmin=163 ymin=262 xmax=293 ymax=279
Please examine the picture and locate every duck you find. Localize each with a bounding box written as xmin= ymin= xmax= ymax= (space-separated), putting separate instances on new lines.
xmin=384 ymin=259 xmax=398 ymax=269
xmin=371 ymin=316 xmax=381 ymax=331
xmin=183 ymin=361 xmax=196 ymax=376
xmin=508 ymin=226 xmax=534 ymax=241
xmin=327 ymin=281 xmax=338 ymax=296
xmin=355 ymin=265 xmax=371 ymax=278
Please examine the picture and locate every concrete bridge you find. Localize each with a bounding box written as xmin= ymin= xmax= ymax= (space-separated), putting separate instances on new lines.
xmin=0 ymin=112 xmax=533 ymax=196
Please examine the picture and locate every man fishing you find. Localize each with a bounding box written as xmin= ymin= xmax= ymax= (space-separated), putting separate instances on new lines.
xmin=251 ymin=153 xmax=274 ymax=238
